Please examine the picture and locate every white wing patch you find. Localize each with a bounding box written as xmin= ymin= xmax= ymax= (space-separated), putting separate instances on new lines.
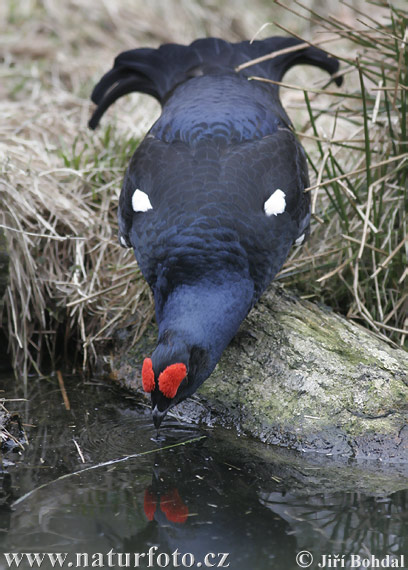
xmin=295 ymin=233 xmax=305 ymax=246
xmin=264 ymin=189 xmax=286 ymax=217
xmin=132 ymin=189 xmax=152 ymax=213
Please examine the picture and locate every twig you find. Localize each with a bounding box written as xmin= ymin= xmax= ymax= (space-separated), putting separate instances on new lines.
xmin=305 ymin=154 xmax=408 ymax=192
xmin=11 ymin=435 xmax=207 ymax=507
xmin=0 ymin=224 xmax=85 ymax=241
xmin=316 ymin=257 xmax=352 ymax=282
xmin=357 ymin=183 xmax=374 ymax=260
xmin=57 ymin=370 xmax=71 ymax=411
xmin=371 ymin=236 xmax=408 ymax=278
xmin=73 ymin=438 xmax=86 ymax=463
xmin=235 ymin=38 xmax=337 ymax=72
xmin=270 ymin=15 xmax=349 ymax=65
xmin=341 ymin=234 xmax=387 ymax=255
xmin=249 ymin=76 xmax=354 ymax=98
xmin=249 ymin=22 xmax=273 ymax=44
xmin=383 ymin=294 xmax=408 ymax=325
xmin=371 ymin=80 xmax=383 ymax=125
xmin=312 ymin=150 xmax=330 ymax=214
xmin=371 ymin=250 xmax=384 ymax=322
xmin=352 ymin=260 xmax=382 ymax=334
xmin=66 ymin=273 xmax=141 ymax=307
xmin=399 ymin=267 xmax=408 ymax=284
xmin=393 ymin=27 xmax=408 ymax=109
xmin=374 ymin=322 xmax=408 ymax=335
xmin=0 ymin=427 xmax=25 ymax=449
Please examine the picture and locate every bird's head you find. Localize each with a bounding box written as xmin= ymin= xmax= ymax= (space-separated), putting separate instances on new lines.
xmin=141 ymin=274 xmax=254 ymax=429
xmin=141 ymin=335 xmax=208 ymax=429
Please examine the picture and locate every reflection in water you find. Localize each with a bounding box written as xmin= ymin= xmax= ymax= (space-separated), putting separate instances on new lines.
xmin=144 ymin=484 xmax=189 ymax=524
xmin=1 ymin=375 xmax=408 ymax=569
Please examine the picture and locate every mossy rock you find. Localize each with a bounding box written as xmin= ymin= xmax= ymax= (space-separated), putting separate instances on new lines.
xmin=108 ymin=284 xmax=408 ymax=462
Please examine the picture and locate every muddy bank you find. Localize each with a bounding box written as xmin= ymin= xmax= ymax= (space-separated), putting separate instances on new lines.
xmin=106 ymin=284 xmax=408 ymax=462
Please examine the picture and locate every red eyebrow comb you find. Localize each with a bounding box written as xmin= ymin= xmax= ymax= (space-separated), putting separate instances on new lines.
xmin=158 ymin=363 xmax=187 ymax=399
xmin=142 ymin=358 xmax=155 ymax=392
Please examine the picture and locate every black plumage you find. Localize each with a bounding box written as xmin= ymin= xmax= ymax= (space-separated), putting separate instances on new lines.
xmin=89 ymin=36 xmax=342 ymax=428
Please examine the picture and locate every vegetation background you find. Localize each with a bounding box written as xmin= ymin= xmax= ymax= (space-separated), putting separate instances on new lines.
xmin=0 ymin=0 xmax=406 ymax=381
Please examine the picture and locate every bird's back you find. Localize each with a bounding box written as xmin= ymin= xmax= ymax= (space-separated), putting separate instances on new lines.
xmin=150 ymin=72 xmax=288 ymax=144
xmin=90 ymin=36 xmax=342 ymax=303
xmin=119 ymin=73 xmax=307 ymax=302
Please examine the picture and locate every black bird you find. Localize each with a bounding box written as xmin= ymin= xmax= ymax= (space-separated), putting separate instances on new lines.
xmin=89 ymin=36 xmax=342 ymax=428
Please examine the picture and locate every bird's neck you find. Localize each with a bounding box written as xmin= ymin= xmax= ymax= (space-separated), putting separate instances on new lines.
xmin=155 ymin=271 xmax=254 ymax=380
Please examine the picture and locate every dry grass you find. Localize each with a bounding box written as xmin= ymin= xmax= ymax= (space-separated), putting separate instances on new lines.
xmin=0 ymin=0 xmax=406 ymax=382
xmin=274 ymin=1 xmax=408 ymax=348
xmin=0 ymin=397 xmax=26 ymax=449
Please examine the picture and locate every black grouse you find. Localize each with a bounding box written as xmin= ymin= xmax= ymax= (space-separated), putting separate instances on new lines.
xmin=89 ymin=36 xmax=342 ymax=428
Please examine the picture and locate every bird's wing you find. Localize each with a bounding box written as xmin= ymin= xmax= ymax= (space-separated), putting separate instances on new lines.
xmin=216 ymin=126 xmax=310 ymax=296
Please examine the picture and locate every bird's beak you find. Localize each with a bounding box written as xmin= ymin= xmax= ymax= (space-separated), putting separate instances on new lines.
xmin=152 ymin=406 xmax=167 ymax=430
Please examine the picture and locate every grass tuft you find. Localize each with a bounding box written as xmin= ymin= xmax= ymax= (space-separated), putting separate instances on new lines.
xmin=275 ymin=1 xmax=408 ymax=348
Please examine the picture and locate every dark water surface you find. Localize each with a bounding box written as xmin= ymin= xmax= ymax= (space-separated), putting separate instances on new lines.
xmin=1 ymin=374 xmax=408 ymax=570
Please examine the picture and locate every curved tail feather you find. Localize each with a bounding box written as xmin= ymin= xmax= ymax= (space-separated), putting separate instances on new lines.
xmin=89 ymin=36 xmax=342 ymax=129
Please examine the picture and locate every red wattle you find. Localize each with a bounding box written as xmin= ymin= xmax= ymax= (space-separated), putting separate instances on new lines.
xmin=144 ymin=489 xmax=157 ymax=521
xmin=160 ymin=489 xmax=189 ymax=524
xmin=142 ymin=358 xmax=155 ymax=392
xmin=158 ymin=363 xmax=187 ymax=399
